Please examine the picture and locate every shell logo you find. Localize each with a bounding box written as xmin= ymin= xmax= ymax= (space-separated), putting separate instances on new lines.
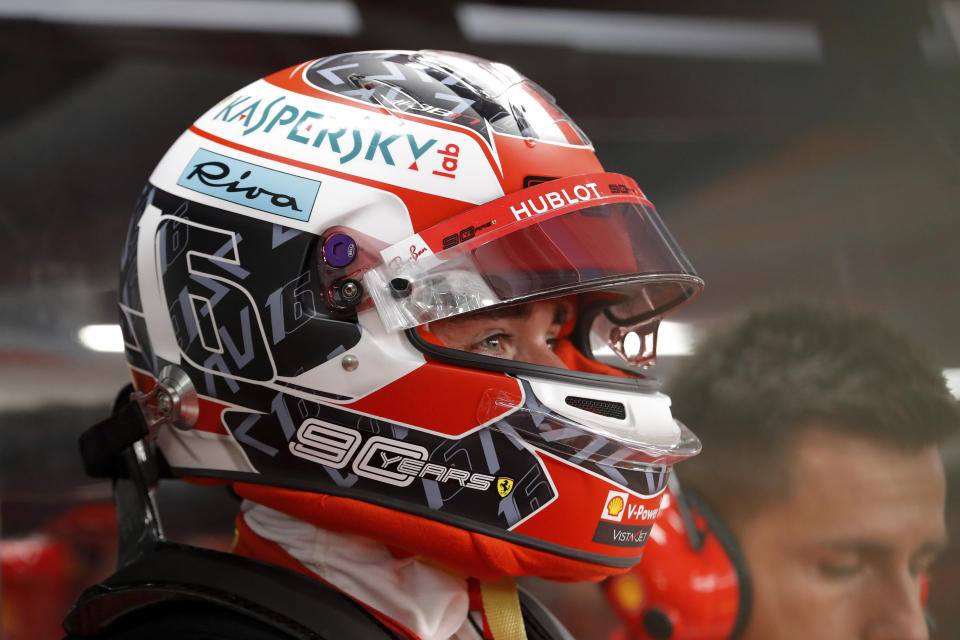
xmin=600 ymin=489 xmax=630 ymax=522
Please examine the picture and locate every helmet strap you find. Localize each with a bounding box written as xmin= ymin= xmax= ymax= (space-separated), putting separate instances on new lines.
xmin=480 ymin=576 xmax=529 ymax=640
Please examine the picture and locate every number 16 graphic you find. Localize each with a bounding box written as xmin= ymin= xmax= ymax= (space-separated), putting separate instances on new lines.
xmin=154 ymin=209 xmax=277 ymax=385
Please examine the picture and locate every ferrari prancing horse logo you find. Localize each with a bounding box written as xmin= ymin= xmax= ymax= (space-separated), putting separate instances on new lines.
xmin=496 ymin=477 xmax=515 ymax=498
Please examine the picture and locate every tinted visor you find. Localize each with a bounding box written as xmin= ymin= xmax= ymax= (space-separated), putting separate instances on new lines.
xmin=366 ymin=200 xmax=702 ymax=332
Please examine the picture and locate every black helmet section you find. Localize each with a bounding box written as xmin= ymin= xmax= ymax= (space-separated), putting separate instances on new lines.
xmin=118 ymin=186 xmax=362 ymax=404
xmin=304 ymin=50 xmax=591 ymax=148
xmin=218 ymin=390 xmax=556 ymax=533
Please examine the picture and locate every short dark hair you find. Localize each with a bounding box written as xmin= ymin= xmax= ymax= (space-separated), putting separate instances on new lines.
xmin=667 ymin=304 xmax=959 ymax=523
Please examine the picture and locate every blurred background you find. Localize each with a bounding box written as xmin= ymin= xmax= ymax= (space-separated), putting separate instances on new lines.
xmin=0 ymin=1 xmax=958 ymax=638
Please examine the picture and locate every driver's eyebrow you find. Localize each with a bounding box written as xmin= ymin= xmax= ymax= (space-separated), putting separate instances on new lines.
xmin=815 ymin=538 xmax=948 ymax=558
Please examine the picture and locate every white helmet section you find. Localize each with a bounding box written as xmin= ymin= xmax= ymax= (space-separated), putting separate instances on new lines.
xmin=157 ymin=405 xmax=258 ymax=474
xmin=179 ymin=79 xmax=504 ymax=207
xmin=523 ymin=377 xmax=681 ymax=451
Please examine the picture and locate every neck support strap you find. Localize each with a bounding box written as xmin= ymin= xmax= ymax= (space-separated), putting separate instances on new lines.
xmin=481 ymin=577 xmax=530 ymax=640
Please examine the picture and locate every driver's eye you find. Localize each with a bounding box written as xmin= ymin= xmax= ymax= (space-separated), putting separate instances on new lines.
xmin=477 ymin=334 xmax=506 ymax=352
xmin=482 ymin=335 xmax=502 ymax=349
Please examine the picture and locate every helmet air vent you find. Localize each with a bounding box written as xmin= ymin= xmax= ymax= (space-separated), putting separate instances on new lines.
xmin=564 ymin=396 xmax=626 ymax=420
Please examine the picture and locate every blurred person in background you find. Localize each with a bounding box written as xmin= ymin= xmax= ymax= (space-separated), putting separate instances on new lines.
xmin=605 ymin=304 xmax=959 ymax=640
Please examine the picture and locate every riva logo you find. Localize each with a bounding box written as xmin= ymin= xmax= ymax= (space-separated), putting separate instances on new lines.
xmin=177 ymin=149 xmax=320 ymax=221
xmin=289 ymin=418 xmax=495 ymax=491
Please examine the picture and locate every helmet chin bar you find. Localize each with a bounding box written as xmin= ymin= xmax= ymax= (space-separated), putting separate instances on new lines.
xmin=484 ymin=377 xmax=701 ymax=467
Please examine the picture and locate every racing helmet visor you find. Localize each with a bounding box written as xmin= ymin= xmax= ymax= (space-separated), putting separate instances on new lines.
xmin=365 ymin=173 xmax=703 ymax=342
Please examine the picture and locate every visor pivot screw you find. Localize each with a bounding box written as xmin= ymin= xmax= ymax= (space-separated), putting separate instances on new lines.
xmin=333 ymin=279 xmax=363 ymax=307
xmin=389 ymin=277 xmax=412 ymax=299
xmin=322 ymin=233 xmax=357 ymax=268
xmin=341 ymin=355 xmax=359 ymax=371
xmin=131 ymin=365 xmax=197 ymax=434
xmin=156 ymin=391 xmax=173 ymax=417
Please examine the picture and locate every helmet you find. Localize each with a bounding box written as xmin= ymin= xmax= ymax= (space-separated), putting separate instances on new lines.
xmin=117 ymin=50 xmax=703 ymax=581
